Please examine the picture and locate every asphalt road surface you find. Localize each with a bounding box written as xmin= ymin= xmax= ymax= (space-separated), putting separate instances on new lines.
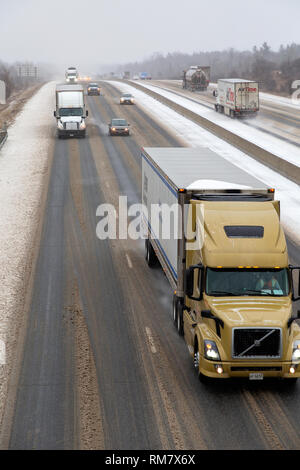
xmin=6 ymin=82 xmax=300 ymax=450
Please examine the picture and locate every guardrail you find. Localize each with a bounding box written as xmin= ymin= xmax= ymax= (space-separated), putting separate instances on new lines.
xmin=0 ymin=122 xmax=7 ymax=150
xmin=120 ymin=80 xmax=300 ymax=185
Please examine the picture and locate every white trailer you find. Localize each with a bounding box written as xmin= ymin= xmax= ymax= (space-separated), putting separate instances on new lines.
xmin=142 ymin=147 xmax=271 ymax=296
xmin=214 ymin=79 xmax=259 ymax=118
xmin=54 ymin=84 xmax=88 ymax=138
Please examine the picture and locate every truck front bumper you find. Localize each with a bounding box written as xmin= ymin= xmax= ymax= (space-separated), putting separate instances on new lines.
xmin=200 ymin=356 xmax=300 ymax=379
xmin=58 ymin=129 xmax=85 ymax=138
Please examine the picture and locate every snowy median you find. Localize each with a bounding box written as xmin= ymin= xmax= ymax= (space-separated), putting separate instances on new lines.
xmin=110 ymin=80 xmax=300 ymax=247
xmin=0 ymin=81 xmax=55 ymax=428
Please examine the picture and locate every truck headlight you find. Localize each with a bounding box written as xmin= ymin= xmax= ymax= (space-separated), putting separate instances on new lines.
xmin=79 ymin=121 xmax=86 ymax=130
xmin=57 ymin=120 xmax=64 ymax=129
xmin=204 ymin=340 xmax=221 ymax=361
xmin=292 ymin=341 xmax=300 ymax=362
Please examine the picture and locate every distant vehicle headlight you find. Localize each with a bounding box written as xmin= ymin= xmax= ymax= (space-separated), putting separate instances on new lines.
xmin=120 ymin=98 xmax=124 ymax=102
xmin=112 ymin=127 xmax=116 ymax=131
xmin=79 ymin=121 xmax=86 ymax=130
xmin=124 ymin=128 xmax=128 ymax=131
xmin=204 ymin=340 xmax=221 ymax=361
xmin=292 ymin=341 xmax=300 ymax=362
xmin=57 ymin=120 xmax=64 ymax=129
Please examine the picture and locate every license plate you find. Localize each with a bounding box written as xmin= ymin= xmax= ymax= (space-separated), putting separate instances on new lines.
xmin=249 ymin=372 xmax=264 ymax=381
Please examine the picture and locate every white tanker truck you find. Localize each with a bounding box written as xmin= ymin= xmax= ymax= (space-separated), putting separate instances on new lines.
xmin=182 ymin=66 xmax=210 ymax=92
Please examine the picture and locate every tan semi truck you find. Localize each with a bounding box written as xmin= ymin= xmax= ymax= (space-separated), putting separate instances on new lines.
xmin=142 ymin=147 xmax=300 ymax=382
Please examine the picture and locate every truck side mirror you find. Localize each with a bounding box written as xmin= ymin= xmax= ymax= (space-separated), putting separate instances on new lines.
xmin=185 ymin=264 xmax=203 ymax=301
xmin=53 ymin=111 xmax=56 ymax=117
xmin=86 ymin=110 xmax=89 ymax=117
xmin=290 ymin=266 xmax=300 ymax=301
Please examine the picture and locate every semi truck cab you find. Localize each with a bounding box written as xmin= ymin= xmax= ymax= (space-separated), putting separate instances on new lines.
xmin=183 ymin=198 xmax=300 ymax=381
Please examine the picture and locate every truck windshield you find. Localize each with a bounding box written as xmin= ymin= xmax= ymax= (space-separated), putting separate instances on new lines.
xmin=206 ymin=268 xmax=290 ymax=297
xmin=59 ymin=108 xmax=83 ymax=117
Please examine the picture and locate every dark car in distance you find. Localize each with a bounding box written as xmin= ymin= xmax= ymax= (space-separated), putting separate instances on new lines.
xmin=108 ymin=118 xmax=130 ymax=136
xmin=87 ymin=83 xmax=100 ymax=95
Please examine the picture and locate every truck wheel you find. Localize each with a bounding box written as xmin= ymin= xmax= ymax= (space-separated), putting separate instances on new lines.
xmin=173 ymin=295 xmax=183 ymax=336
xmin=194 ymin=341 xmax=208 ymax=383
xmin=145 ymin=239 xmax=157 ymax=267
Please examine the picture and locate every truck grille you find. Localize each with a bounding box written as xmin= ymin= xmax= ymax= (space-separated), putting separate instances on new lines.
xmin=65 ymin=122 xmax=78 ymax=131
xmin=232 ymin=328 xmax=281 ymax=359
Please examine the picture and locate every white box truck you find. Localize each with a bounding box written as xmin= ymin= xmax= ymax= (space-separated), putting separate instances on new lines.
xmin=142 ymin=147 xmax=300 ymax=382
xmin=214 ymin=79 xmax=259 ymax=118
xmin=54 ymin=84 xmax=88 ymax=138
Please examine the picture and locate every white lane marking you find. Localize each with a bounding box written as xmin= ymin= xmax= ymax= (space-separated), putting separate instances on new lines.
xmin=145 ymin=327 xmax=157 ymax=354
xmin=126 ymin=253 xmax=133 ymax=269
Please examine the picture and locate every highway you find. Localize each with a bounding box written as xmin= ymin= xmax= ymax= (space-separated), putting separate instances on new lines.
xmin=5 ymin=82 xmax=300 ymax=450
xmin=145 ymin=80 xmax=300 ymax=147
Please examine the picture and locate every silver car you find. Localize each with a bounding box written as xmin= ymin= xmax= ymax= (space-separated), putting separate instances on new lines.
xmin=120 ymin=93 xmax=135 ymax=105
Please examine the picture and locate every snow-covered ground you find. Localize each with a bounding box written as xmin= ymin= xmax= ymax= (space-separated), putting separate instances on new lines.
xmin=111 ymin=80 xmax=300 ymax=248
xmin=0 ymin=81 xmax=55 ymax=427
xmin=131 ymin=81 xmax=300 ymax=168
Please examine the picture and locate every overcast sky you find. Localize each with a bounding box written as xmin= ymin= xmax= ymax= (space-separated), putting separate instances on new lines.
xmin=1 ymin=0 xmax=300 ymax=73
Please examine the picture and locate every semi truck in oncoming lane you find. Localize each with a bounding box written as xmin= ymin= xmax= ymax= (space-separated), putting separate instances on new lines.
xmin=214 ymin=79 xmax=259 ymax=118
xmin=54 ymin=84 xmax=88 ymax=138
xmin=65 ymin=66 xmax=78 ymax=83
xmin=142 ymin=147 xmax=300 ymax=382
